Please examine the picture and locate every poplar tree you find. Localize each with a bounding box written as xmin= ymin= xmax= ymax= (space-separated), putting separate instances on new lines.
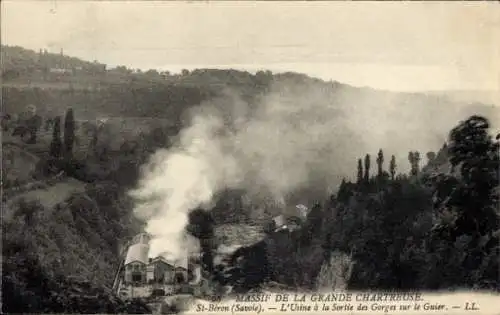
xmin=414 ymin=151 xmax=421 ymax=175
xmin=408 ymin=151 xmax=421 ymax=176
xmin=357 ymin=158 xmax=363 ymax=184
xmin=364 ymin=154 xmax=371 ymax=182
xmin=376 ymin=149 xmax=384 ymax=177
xmin=389 ymin=155 xmax=396 ymax=180
xmin=63 ymin=108 xmax=75 ymax=160
xmin=49 ymin=116 xmax=62 ymax=159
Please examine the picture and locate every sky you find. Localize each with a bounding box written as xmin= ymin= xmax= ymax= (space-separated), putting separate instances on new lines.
xmin=2 ymin=1 xmax=500 ymax=92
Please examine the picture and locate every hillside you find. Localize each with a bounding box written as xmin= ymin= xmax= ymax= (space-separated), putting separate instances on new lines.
xmin=2 ymin=175 xmax=149 ymax=312
xmin=427 ymin=90 xmax=500 ymax=109
xmin=3 ymin=46 xmax=499 ymax=182
xmin=219 ymin=115 xmax=499 ymax=293
xmin=2 ymin=116 xmax=156 ymax=312
xmin=2 ymin=142 xmax=40 ymax=188
xmin=3 ymin=45 xmax=498 ymax=123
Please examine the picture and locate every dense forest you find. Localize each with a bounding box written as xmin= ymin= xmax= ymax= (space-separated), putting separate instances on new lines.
xmin=219 ymin=115 xmax=499 ymax=292
xmin=333 ymin=116 xmax=499 ymax=290
xmin=2 ymin=108 xmax=158 ymax=313
xmin=2 ymin=45 xmax=499 ymax=313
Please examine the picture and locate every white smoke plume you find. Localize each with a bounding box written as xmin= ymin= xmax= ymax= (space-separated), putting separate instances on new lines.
xmin=129 ymin=73 xmax=500 ymax=262
xmin=129 ymin=107 xmax=241 ymax=260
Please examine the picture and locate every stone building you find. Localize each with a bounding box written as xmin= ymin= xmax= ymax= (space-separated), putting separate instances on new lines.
xmin=146 ymin=256 xmax=176 ymax=284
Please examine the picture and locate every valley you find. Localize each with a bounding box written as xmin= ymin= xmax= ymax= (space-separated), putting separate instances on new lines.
xmin=2 ymin=44 xmax=499 ymax=314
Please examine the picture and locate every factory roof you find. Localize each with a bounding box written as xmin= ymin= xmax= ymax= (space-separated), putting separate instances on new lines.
xmin=124 ymin=243 xmax=149 ymax=265
xmin=148 ymin=256 xmax=175 ymax=267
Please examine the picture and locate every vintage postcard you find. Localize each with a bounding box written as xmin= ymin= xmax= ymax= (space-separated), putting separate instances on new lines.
xmin=1 ymin=1 xmax=499 ymax=314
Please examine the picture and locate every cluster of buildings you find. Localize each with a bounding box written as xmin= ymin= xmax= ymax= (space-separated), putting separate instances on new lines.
xmin=117 ymin=233 xmax=202 ymax=299
xmin=122 ymin=233 xmax=190 ymax=285
xmin=117 ymin=204 xmax=310 ymax=299
xmin=36 ymin=48 xmax=107 ymax=75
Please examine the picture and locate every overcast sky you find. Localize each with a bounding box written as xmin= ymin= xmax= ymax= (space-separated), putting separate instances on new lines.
xmin=2 ymin=1 xmax=499 ymax=92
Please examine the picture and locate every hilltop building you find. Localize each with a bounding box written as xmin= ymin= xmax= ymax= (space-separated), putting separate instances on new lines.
xmin=34 ymin=47 xmax=107 ymax=76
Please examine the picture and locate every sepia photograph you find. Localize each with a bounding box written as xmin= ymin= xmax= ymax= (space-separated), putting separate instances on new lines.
xmin=1 ymin=1 xmax=499 ymax=314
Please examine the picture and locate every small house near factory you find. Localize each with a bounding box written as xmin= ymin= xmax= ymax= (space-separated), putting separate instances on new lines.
xmin=174 ymin=265 xmax=188 ymax=284
xmin=146 ymin=256 xmax=176 ymax=284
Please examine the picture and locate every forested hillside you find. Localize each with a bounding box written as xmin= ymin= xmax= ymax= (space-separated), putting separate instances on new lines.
xmin=3 ymin=45 xmax=498 ymax=125
xmin=331 ymin=115 xmax=500 ymax=290
xmin=221 ymin=115 xmax=499 ymax=292
xmin=2 ymin=92 xmax=174 ymax=312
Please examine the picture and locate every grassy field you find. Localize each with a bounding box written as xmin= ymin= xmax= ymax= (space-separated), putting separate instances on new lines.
xmin=3 ymin=178 xmax=87 ymax=218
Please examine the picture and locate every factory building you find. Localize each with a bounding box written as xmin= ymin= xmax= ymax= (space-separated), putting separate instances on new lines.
xmin=146 ymin=256 xmax=176 ymax=284
xmin=122 ymin=233 xmax=191 ymax=286
xmin=123 ymin=233 xmax=150 ymax=284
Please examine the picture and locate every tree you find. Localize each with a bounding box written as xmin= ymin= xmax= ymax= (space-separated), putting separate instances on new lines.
xmin=337 ymin=178 xmax=350 ymax=203
xmin=114 ymin=65 xmax=130 ymax=74
xmin=26 ymin=115 xmax=42 ymax=144
xmin=389 ymin=155 xmax=396 ymax=180
xmin=301 ymin=202 xmax=324 ymax=245
xmin=44 ymin=117 xmax=54 ymax=132
xmin=408 ymin=152 xmax=414 ymax=175
xmin=434 ymin=143 xmax=449 ymax=166
xmin=414 ymin=151 xmax=421 ymax=175
xmin=89 ymin=123 xmax=100 ymax=158
xmin=427 ymin=116 xmax=499 ymax=289
xmin=145 ymin=69 xmax=160 ymax=78
xmin=49 ymin=116 xmax=62 ymax=159
xmin=63 ymin=108 xmax=75 ymax=160
xmin=357 ymin=158 xmax=363 ymax=184
xmin=187 ymin=209 xmax=215 ymax=273
xmin=376 ymin=149 xmax=384 ymax=178
xmin=408 ymin=151 xmax=420 ymax=176
xmin=364 ymin=154 xmax=371 ymax=182
xmin=149 ymin=127 xmax=168 ymax=149
xmin=446 ymin=115 xmax=499 ymax=237
xmin=426 ymin=151 xmax=436 ymax=163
